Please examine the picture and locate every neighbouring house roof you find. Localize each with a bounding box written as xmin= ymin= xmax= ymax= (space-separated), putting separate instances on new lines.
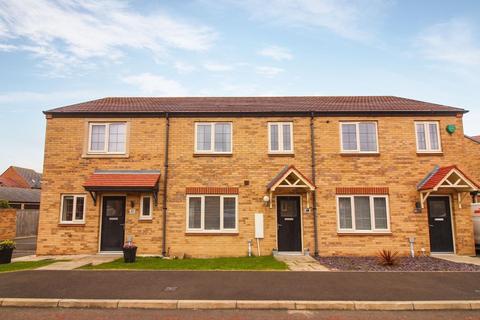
xmin=0 ymin=166 xmax=42 ymax=189
xmin=44 ymin=96 xmax=467 ymax=115
xmin=0 ymin=187 xmax=41 ymax=203
xmin=83 ymin=170 xmax=161 ymax=190
xmin=469 ymin=135 xmax=480 ymax=143
xmin=267 ymin=165 xmax=315 ymax=191
xmin=417 ymin=165 xmax=479 ymax=191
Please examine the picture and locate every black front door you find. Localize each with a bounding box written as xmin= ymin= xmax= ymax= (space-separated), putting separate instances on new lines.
xmin=277 ymin=196 xmax=302 ymax=252
xmin=427 ymin=196 xmax=454 ymax=253
xmin=101 ymin=196 xmax=126 ymax=251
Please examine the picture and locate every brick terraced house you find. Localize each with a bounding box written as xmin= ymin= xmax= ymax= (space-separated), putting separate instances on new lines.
xmin=37 ymin=96 xmax=480 ymax=257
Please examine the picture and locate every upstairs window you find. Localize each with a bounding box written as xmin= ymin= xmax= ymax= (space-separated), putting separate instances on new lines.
xmin=341 ymin=122 xmax=378 ymax=153
xmin=186 ymin=195 xmax=237 ymax=232
xmin=337 ymin=195 xmax=389 ymax=233
xmin=88 ymin=122 xmax=126 ymax=154
xmin=415 ymin=122 xmax=441 ymax=152
xmin=268 ymin=122 xmax=293 ymax=153
xmin=60 ymin=195 xmax=86 ymax=224
xmin=195 ymin=122 xmax=232 ymax=154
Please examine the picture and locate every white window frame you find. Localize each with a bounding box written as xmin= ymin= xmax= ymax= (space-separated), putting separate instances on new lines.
xmin=59 ymin=194 xmax=86 ymax=224
xmin=415 ymin=121 xmax=442 ymax=153
xmin=268 ymin=122 xmax=294 ymax=154
xmin=88 ymin=122 xmax=127 ymax=155
xmin=140 ymin=195 xmax=153 ymax=220
xmin=336 ymin=195 xmax=390 ymax=233
xmin=185 ymin=195 xmax=238 ymax=233
xmin=194 ymin=122 xmax=233 ymax=154
xmin=340 ymin=122 xmax=379 ymax=154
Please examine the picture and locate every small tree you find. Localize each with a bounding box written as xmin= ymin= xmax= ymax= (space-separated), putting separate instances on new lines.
xmin=0 ymin=200 xmax=10 ymax=208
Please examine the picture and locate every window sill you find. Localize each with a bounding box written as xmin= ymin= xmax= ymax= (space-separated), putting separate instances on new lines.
xmin=337 ymin=232 xmax=392 ymax=236
xmin=193 ymin=153 xmax=233 ymax=157
xmin=340 ymin=153 xmax=380 ymax=157
xmin=268 ymin=153 xmax=295 ymax=157
xmin=139 ymin=218 xmax=152 ymax=222
xmin=185 ymin=232 xmax=239 ymax=236
xmin=58 ymin=223 xmax=85 ymax=227
xmin=82 ymin=153 xmax=129 ymax=159
xmin=416 ymin=152 xmax=443 ymax=156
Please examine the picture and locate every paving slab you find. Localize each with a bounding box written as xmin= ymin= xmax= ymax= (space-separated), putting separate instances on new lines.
xmin=118 ymin=300 xmax=178 ymax=309
xmin=58 ymin=299 xmax=119 ymax=308
xmin=2 ymin=298 xmax=59 ymax=308
xmin=36 ymin=254 xmax=121 ymax=270
xmin=274 ymin=255 xmax=329 ymax=271
xmin=432 ymin=254 xmax=480 ymax=267
xmin=355 ymin=301 xmax=413 ymax=310
xmin=178 ymin=300 xmax=236 ymax=309
xmin=295 ymin=301 xmax=355 ymax=310
xmin=413 ymin=301 xmax=472 ymax=310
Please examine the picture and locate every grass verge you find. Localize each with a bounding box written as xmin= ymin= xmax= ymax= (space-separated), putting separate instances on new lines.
xmin=81 ymin=256 xmax=288 ymax=271
xmin=0 ymin=259 xmax=58 ymax=273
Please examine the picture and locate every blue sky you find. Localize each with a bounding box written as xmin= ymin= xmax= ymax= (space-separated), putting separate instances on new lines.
xmin=0 ymin=0 xmax=479 ymax=172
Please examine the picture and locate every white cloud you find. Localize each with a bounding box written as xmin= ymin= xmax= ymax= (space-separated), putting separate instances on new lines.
xmin=0 ymin=0 xmax=217 ymax=74
xmin=416 ymin=19 xmax=480 ymax=67
xmin=203 ymin=62 xmax=234 ymax=72
xmin=258 ymin=45 xmax=293 ymax=61
xmin=256 ymin=66 xmax=284 ymax=77
xmin=230 ymin=0 xmax=390 ymax=41
xmin=123 ymin=73 xmax=188 ymax=96
xmin=174 ymin=61 xmax=196 ymax=74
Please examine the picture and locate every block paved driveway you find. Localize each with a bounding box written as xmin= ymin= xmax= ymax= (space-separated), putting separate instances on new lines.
xmin=1 ymin=270 xmax=480 ymax=301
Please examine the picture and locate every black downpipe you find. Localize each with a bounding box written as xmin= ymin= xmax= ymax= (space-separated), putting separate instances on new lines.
xmin=162 ymin=113 xmax=170 ymax=256
xmin=310 ymin=112 xmax=319 ymax=256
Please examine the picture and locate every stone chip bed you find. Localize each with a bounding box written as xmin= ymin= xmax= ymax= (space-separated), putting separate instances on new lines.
xmin=315 ymin=256 xmax=480 ymax=272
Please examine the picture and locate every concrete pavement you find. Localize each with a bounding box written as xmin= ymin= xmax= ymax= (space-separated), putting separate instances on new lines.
xmin=1 ymin=270 xmax=479 ymax=301
xmin=1 ymin=307 xmax=479 ymax=319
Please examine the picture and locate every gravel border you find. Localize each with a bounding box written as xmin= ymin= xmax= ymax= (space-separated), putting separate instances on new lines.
xmin=316 ymin=256 xmax=480 ymax=272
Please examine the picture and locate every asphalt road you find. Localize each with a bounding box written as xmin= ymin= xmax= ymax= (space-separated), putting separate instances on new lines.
xmin=1 ymin=308 xmax=480 ymax=320
xmin=1 ymin=270 xmax=480 ymax=301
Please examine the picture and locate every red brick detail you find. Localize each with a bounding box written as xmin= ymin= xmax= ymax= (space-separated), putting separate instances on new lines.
xmin=83 ymin=173 xmax=160 ymax=188
xmin=185 ymin=187 xmax=239 ymax=195
xmin=336 ymin=187 xmax=389 ymax=195
xmin=418 ymin=165 xmax=480 ymax=191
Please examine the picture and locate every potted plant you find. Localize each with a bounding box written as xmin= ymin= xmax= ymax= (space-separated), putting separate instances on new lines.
xmin=123 ymin=242 xmax=137 ymax=263
xmin=0 ymin=240 xmax=16 ymax=264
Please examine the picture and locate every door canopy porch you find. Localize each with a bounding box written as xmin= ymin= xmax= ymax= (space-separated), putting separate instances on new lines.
xmin=417 ymin=165 xmax=479 ymax=209
xmin=266 ymin=165 xmax=316 ymax=208
xmin=83 ymin=170 xmax=161 ymax=206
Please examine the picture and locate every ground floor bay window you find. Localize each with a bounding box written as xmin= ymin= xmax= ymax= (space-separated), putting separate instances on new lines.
xmin=186 ymin=195 xmax=238 ymax=233
xmin=337 ymin=195 xmax=390 ymax=233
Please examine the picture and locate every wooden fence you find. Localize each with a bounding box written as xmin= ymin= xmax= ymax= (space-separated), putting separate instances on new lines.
xmin=15 ymin=209 xmax=39 ymax=238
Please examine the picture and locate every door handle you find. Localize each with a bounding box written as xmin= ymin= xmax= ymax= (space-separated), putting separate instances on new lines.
xmin=120 ymin=224 xmax=125 ymax=226
xmin=278 ymin=224 xmax=282 ymax=227
xmin=429 ymin=224 xmax=434 ymax=227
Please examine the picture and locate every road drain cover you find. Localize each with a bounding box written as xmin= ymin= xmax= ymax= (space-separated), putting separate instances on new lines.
xmin=164 ymin=286 xmax=178 ymax=292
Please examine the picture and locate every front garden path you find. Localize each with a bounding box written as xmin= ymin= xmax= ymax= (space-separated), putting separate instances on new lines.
xmin=275 ymin=254 xmax=329 ymax=271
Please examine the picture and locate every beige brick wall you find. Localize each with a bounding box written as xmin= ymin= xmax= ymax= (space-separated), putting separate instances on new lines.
xmin=37 ymin=113 xmax=477 ymax=257
xmin=0 ymin=209 xmax=16 ymax=240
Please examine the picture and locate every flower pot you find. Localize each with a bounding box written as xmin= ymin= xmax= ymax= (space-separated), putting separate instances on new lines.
xmin=0 ymin=248 xmax=14 ymax=264
xmin=123 ymin=247 xmax=137 ymax=263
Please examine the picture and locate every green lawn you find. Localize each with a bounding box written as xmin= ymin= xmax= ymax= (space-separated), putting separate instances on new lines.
xmin=0 ymin=259 xmax=57 ymax=273
xmin=81 ymin=256 xmax=288 ymax=271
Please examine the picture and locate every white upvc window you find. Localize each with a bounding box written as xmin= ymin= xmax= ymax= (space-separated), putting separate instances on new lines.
xmin=140 ymin=195 xmax=152 ymax=220
xmin=268 ymin=122 xmax=294 ymax=153
xmin=60 ymin=194 xmax=86 ymax=224
xmin=340 ymin=122 xmax=378 ymax=153
xmin=336 ymin=195 xmax=390 ymax=233
xmin=186 ymin=195 xmax=238 ymax=232
xmin=415 ymin=121 xmax=442 ymax=153
xmin=195 ymin=122 xmax=232 ymax=154
xmin=88 ymin=122 xmax=127 ymax=154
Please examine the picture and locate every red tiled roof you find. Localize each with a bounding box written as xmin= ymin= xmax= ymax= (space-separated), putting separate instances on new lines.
xmin=336 ymin=187 xmax=389 ymax=195
xmin=470 ymin=135 xmax=480 ymax=143
xmin=418 ymin=165 xmax=479 ymax=191
xmin=186 ymin=187 xmax=239 ymax=195
xmin=83 ymin=172 xmax=160 ymax=189
xmin=0 ymin=176 xmax=22 ymax=188
xmin=44 ymin=96 xmax=466 ymax=114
